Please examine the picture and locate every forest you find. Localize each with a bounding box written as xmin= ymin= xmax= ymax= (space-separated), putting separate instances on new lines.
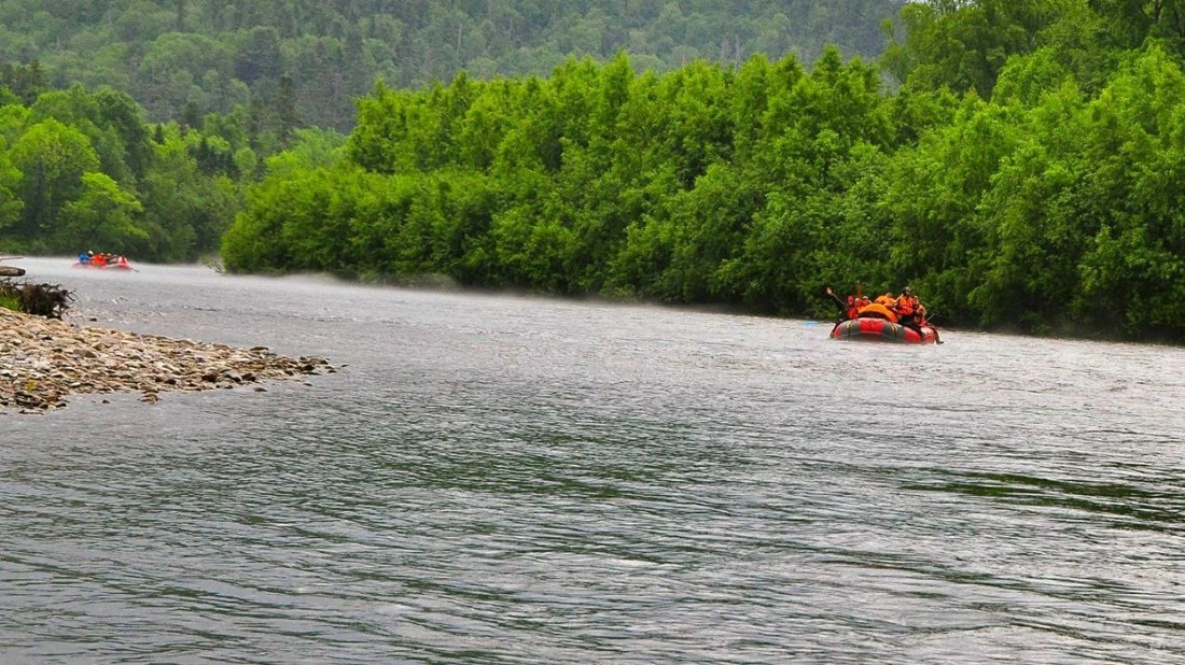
xmin=0 ymin=64 xmax=343 ymax=262
xmin=6 ymin=0 xmax=1185 ymax=340
xmin=0 ymin=0 xmax=904 ymax=130
xmin=223 ymin=0 xmax=1185 ymax=340
xmin=0 ymin=0 xmax=902 ymax=263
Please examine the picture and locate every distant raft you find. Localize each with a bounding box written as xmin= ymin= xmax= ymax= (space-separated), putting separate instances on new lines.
xmin=73 ymin=255 xmax=133 ymax=270
xmin=830 ymin=316 xmax=940 ymax=344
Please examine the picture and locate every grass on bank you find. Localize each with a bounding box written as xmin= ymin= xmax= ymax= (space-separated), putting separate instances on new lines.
xmin=0 ymin=280 xmax=72 ymax=318
xmin=0 ymin=281 xmax=19 ymax=311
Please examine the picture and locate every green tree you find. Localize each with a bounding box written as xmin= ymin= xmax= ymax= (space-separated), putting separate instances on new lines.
xmin=0 ymin=145 xmax=24 ymax=243
xmin=9 ymin=119 xmax=100 ymax=243
xmin=0 ymin=60 xmax=47 ymax=105
xmin=883 ymin=0 xmax=1079 ymax=99
xmin=141 ymin=131 xmax=242 ymax=261
xmin=274 ymin=74 xmax=300 ymax=148
xmin=53 ymin=171 xmax=147 ymax=254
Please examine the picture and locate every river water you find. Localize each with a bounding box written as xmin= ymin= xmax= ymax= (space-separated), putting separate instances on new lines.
xmin=3 ymin=257 xmax=1184 ymax=664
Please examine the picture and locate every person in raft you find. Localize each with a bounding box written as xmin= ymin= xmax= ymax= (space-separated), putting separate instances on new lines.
xmin=825 ymin=287 xmax=859 ymax=320
xmin=893 ymin=287 xmax=917 ymax=328
xmin=895 ymin=287 xmax=942 ymax=342
xmin=77 ymin=251 xmax=91 ymax=265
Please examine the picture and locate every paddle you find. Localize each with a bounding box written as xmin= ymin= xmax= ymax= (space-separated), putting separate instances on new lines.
xmin=919 ymin=310 xmax=944 ymax=344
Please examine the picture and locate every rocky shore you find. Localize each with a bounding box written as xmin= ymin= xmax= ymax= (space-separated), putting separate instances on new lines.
xmin=1 ymin=306 xmax=334 ymax=414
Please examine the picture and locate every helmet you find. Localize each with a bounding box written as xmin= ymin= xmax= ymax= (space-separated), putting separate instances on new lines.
xmin=903 ymin=287 xmax=913 ymax=295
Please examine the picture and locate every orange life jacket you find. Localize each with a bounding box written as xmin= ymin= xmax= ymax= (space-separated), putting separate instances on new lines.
xmin=895 ymin=295 xmax=914 ymax=316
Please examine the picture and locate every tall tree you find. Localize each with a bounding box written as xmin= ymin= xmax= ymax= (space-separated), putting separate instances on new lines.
xmin=9 ymin=119 xmax=100 ymax=242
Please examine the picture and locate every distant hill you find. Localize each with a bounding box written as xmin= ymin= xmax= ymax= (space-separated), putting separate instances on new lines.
xmin=0 ymin=0 xmax=906 ymax=130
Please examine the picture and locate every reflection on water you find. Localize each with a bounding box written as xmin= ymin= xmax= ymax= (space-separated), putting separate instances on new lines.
xmin=3 ymin=257 xmax=1185 ymax=664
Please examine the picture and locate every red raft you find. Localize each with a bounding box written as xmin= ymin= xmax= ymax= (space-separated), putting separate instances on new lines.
xmin=829 ymin=302 xmax=939 ymax=344
xmin=830 ymin=316 xmax=939 ymax=344
xmin=73 ymin=256 xmax=133 ymax=270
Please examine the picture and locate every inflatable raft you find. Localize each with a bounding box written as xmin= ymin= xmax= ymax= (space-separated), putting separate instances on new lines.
xmin=829 ymin=302 xmax=940 ymax=344
xmin=73 ymin=256 xmax=133 ymax=270
xmin=830 ymin=317 xmax=939 ymax=344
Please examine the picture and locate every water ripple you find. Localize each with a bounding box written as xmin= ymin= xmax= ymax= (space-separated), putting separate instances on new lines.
xmin=3 ymin=259 xmax=1185 ymax=663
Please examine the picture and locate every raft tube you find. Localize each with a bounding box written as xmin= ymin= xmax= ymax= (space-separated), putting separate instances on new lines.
xmin=73 ymin=259 xmax=133 ymax=270
xmin=830 ymin=316 xmax=939 ymax=344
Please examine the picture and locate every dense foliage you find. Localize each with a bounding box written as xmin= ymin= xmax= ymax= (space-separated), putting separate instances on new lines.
xmin=0 ymin=0 xmax=904 ymax=131
xmin=0 ymin=73 xmax=345 ymax=261
xmin=223 ymin=1 xmax=1185 ymax=341
xmin=8 ymin=0 xmax=1185 ymax=341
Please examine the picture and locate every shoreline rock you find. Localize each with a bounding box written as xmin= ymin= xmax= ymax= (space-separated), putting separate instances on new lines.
xmin=1 ymin=307 xmax=335 ymax=414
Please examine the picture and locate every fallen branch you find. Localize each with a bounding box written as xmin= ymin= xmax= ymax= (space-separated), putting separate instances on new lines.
xmin=0 ymin=279 xmax=73 ymax=318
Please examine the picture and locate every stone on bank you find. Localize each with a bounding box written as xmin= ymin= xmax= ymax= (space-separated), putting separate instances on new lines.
xmin=0 ymin=306 xmax=334 ymax=414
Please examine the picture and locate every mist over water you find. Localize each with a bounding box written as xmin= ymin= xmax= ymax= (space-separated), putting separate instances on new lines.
xmin=4 ymin=257 xmax=1185 ymax=664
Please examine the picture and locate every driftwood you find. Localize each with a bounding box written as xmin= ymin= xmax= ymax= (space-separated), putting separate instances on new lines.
xmin=0 ymin=279 xmax=73 ymax=319
xmin=0 ymin=253 xmax=24 ymax=277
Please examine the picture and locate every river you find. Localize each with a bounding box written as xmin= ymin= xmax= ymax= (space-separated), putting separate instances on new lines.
xmin=3 ymin=257 xmax=1184 ymax=664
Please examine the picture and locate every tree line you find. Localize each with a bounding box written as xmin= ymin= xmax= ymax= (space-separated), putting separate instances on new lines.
xmin=224 ymin=0 xmax=1185 ymax=341
xmin=6 ymin=0 xmax=1185 ymax=340
xmin=0 ymin=0 xmax=904 ymax=131
xmin=0 ymin=68 xmax=345 ymax=261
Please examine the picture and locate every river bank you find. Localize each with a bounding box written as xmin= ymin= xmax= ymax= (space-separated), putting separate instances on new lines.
xmin=0 ymin=306 xmax=333 ymax=414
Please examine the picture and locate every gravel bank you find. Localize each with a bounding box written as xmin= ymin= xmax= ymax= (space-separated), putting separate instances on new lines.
xmin=1 ymin=307 xmax=334 ymax=414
